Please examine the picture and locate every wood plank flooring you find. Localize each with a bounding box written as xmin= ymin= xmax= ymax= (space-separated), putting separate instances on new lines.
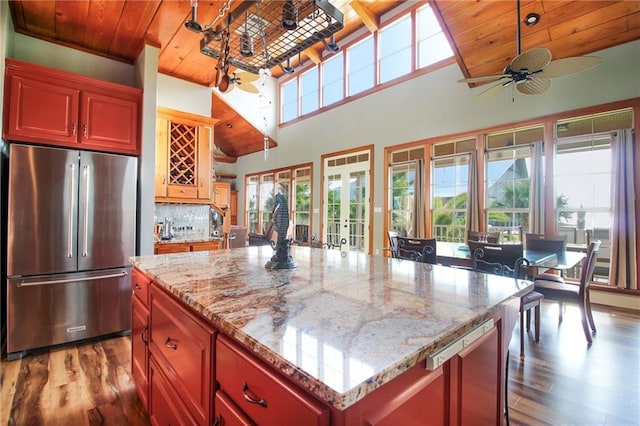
xmin=0 ymin=302 xmax=638 ymax=425
xmin=1 ymin=336 xmax=149 ymax=426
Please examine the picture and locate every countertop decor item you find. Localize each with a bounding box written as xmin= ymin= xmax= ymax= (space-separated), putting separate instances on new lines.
xmin=265 ymin=192 xmax=297 ymax=269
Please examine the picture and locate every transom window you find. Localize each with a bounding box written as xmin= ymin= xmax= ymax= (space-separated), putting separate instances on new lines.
xmin=279 ymin=3 xmax=453 ymax=124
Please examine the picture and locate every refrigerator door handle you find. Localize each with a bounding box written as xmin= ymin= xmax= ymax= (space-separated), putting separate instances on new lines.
xmin=16 ymin=271 xmax=128 ymax=287
xmin=67 ymin=163 xmax=76 ymax=258
xmin=82 ymin=165 xmax=90 ymax=257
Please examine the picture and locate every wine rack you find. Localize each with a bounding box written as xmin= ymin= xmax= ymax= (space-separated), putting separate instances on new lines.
xmin=169 ymin=122 xmax=196 ymax=186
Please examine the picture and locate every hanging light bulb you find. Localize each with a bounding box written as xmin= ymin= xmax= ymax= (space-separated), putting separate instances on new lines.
xmin=282 ymin=0 xmax=298 ymax=30
xmin=239 ymin=11 xmax=254 ymax=57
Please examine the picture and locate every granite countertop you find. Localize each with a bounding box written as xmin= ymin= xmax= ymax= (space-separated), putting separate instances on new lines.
xmin=130 ymin=246 xmax=532 ymax=410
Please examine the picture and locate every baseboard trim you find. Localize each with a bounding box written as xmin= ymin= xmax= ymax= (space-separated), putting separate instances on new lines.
xmin=591 ymin=288 xmax=640 ymax=311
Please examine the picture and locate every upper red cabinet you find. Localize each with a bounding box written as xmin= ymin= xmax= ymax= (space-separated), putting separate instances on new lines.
xmin=3 ymin=58 xmax=141 ymax=155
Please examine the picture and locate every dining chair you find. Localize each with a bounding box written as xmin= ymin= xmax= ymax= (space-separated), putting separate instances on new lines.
xmin=533 ymin=240 xmax=601 ymax=344
xmin=470 ymin=241 xmax=543 ymax=360
xmin=387 ymin=230 xmax=399 ymax=258
xmin=468 ymin=230 xmax=501 ymax=243
xmin=395 ymin=236 xmax=437 ymax=264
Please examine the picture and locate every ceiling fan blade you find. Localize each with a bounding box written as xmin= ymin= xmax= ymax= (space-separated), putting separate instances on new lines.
xmin=541 ymin=56 xmax=603 ymax=78
xmin=457 ymin=74 xmax=510 ymax=84
xmin=511 ymin=47 xmax=552 ymax=72
xmin=476 ymin=80 xmax=513 ymax=99
xmin=517 ymin=77 xmax=551 ymax=95
xmin=238 ymin=83 xmax=259 ymax=94
xmin=235 ymin=71 xmax=260 ymax=83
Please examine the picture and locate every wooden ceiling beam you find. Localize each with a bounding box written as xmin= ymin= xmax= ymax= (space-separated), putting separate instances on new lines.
xmin=349 ymin=1 xmax=379 ymax=33
xmin=305 ymin=47 xmax=322 ymax=65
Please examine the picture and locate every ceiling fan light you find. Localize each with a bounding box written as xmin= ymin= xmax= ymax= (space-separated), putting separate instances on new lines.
xmin=282 ymin=0 xmax=298 ymax=31
xmin=524 ymin=13 xmax=540 ymax=26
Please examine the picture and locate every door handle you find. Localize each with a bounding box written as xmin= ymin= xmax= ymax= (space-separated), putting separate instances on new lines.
xmin=16 ymin=270 xmax=127 ymax=287
xmin=67 ymin=163 xmax=75 ymax=258
xmin=82 ymin=165 xmax=90 ymax=257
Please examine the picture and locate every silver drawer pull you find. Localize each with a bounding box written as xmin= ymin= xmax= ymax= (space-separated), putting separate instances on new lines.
xmin=242 ymin=382 xmax=267 ymax=408
xmin=164 ymin=337 xmax=177 ymax=350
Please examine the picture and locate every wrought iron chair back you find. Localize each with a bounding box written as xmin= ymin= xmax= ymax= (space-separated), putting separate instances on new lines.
xmin=396 ymin=236 xmax=437 ymax=264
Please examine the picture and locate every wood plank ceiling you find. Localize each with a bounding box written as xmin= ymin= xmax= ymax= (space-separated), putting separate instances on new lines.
xmin=8 ymin=1 xmax=640 ymax=157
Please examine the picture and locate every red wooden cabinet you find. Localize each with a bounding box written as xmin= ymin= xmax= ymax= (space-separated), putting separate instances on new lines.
xmin=3 ymin=58 xmax=141 ymax=155
xmin=131 ymin=269 xmax=151 ymax=410
xmin=149 ymin=356 xmax=199 ymax=426
xmin=150 ymin=285 xmax=215 ymax=426
xmin=216 ymin=335 xmax=330 ymax=426
xmin=214 ymin=391 xmax=256 ymax=426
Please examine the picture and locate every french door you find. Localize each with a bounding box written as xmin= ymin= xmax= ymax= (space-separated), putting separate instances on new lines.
xmin=323 ymin=151 xmax=371 ymax=252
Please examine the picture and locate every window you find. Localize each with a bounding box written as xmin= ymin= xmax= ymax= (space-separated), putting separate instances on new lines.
xmin=279 ymin=3 xmax=453 ymax=124
xmin=388 ymin=148 xmax=424 ymax=236
xmin=322 ymin=53 xmax=344 ymax=106
xmin=431 ymin=139 xmax=474 ymax=242
xmin=246 ymin=164 xmax=313 ymax=241
xmin=553 ymin=109 xmax=632 ymax=282
xmin=416 ymin=4 xmax=453 ymax=68
xmin=485 ymin=147 xmax=532 ymax=241
xmin=347 ymin=36 xmax=375 ymax=96
xmin=379 ymin=15 xmax=412 ymax=83
xmin=281 ymin=79 xmax=298 ymax=122
xmin=300 ymin=67 xmax=319 ymax=115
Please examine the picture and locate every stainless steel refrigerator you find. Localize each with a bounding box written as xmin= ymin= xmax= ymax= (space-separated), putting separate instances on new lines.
xmin=6 ymin=143 xmax=137 ymax=359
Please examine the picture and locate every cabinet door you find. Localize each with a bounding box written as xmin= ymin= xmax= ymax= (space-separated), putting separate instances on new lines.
xmin=132 ymin=296 xmax=149 ymax=410
xmin=80 ymin=91 xmax=139 ymax=154
xmin=149 ymin=356 xmax=198 ymax=426
xmin=230 ymin=190 xmax=238 ymax=225
xmin=214 ymin=182 xmax=231 ymax=207
xmin=197 ymin=125 xmax=213 ymax=201
xmin=155 ymin=117 xmax=168 ymax=198
xmin=150 ymin=286 xmax=214 ymax=426
xmin=5 ymin=74 xmax=79 ymax=145
xmin=450 ymin=327 xmax=500 ymax=425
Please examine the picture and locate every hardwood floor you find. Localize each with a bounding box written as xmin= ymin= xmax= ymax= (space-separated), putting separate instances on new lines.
xmin=0 ymin=302 xmax=638 ymax=425
xmin=509 ymin=302 xmax=640 ymax=425
xmin=1 ymin=336 xmax=149 ymax=426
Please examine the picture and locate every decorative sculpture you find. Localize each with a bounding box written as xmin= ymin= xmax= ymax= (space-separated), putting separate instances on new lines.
xmin=265 ymin=192 xmax=297 ymax=270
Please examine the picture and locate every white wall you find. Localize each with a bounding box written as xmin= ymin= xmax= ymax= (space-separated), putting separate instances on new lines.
xmin=234 ymin=40 xmax=640 ymax=252
xmin=157 ymin=74 xmax=212 ymax=116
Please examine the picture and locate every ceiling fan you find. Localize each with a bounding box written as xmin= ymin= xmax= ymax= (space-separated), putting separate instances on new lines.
xmin=458 ymin=0 xmax=603 ymax=98
xmin=219 ymin=71 xmax=260 ymax=94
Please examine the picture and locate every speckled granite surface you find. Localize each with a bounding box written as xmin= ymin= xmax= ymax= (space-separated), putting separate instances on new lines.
xmin=131 ymin=246 xmax=532 ymax=410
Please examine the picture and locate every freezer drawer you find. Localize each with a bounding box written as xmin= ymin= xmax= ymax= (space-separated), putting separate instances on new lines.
xmin=7 ymin=268 xmax=132 ymax=357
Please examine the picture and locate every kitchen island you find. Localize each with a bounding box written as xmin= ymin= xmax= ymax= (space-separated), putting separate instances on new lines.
xmin=130 ymin=246 xmax=531 ymax=425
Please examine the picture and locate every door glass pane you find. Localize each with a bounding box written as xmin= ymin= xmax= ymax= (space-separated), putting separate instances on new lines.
xmin=294 ymin=167 xmax=311 ymax=243
xmin=326 ymin=174 xmax=342 ymax=247
xmin=349 ymin=171 xmax=367 ymax=250
xmin=389 ymin=163 xmax=415 ymax=236
xmin=246 ymin=176 xmax=259 ymax=233
xmin=260 ymin=174 xmax=275 ymax=230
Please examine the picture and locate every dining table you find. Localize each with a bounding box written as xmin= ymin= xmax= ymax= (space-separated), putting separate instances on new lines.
xmin=435 ymin=241 xmax=586 ymax=272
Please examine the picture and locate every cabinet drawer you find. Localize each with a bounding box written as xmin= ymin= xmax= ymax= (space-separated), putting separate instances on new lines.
xmin=149 ymin=356 xmax=198 ymax=426
xmin=131 ymin=268 xmax=150 ymax=307
xmin=217 ymin=335 xmax=329 ymax=426
xmin=167 ymin=184 xmax=198 ymax=199
xmin=154 ymin=243 xmax=190 ymax=254
xmin=191 ymin=241 xmax=221 ymax=252
xmin=215 ymin=391 xmax=255 ymax=426
xmin=150 ymin=286 xmax=214 ymax=426
xmin=131 ymin=296 xmax=149 ymax=410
